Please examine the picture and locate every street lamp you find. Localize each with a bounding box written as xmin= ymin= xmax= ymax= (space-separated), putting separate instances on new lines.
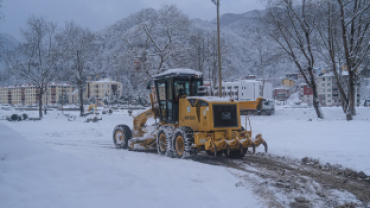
xmin=211 ymin=0 xmax=223 ymax=97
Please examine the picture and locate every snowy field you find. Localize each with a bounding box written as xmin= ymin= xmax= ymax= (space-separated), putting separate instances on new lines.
xmin=1 ymin=105 xmax=370 ymax=207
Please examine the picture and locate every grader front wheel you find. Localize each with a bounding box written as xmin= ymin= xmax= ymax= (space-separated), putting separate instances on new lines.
xmin=174 ymin=132 xmax=186 ymax=158
xmin=113 ymin=125 xmax=132 ymax=149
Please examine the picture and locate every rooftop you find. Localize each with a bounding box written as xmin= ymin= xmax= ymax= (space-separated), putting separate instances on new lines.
xmin=154 ymin=68 xmax=203 ymax=78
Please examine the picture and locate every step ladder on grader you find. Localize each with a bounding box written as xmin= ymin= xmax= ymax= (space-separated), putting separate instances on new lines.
xmin=113 ymin=69 xmax=267 ymax=158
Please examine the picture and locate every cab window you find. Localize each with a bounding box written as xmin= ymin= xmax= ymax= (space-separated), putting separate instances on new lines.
xmin=174 ymin=81 xmax=190 ymax=97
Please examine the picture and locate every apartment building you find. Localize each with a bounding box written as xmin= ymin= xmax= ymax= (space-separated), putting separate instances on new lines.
xmin=317 ymin=74 xmax=334 ymax=106
xmin=86 ymin=78 xmax=122 ymax=106
xmin=213 ymin=80 xmax=273 ymax=101
xmin=299 ymin=72 xmax=361 ymax=106
xmin=0 ymin=82 xmax=75 ymax=106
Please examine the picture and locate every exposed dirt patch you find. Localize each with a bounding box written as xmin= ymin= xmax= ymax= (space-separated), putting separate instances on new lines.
xmin=193 ymin=153 xmax=370 ymax=208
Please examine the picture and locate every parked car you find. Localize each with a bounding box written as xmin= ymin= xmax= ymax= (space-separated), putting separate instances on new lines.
xmin=364 ymin=100 xmax=370 ymax=107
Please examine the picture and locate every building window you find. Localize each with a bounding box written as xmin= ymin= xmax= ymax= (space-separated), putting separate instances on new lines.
xmin=328 ymin=100 xmax=331 ymax=102
xmin=322 ymin=83 xmax=325 ymax=87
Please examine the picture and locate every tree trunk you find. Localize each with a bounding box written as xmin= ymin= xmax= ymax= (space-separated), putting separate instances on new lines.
xmin=38 ymin=87 xmax=43 ymax=118
xmin=310 ymin=76 xmax=324 ymax=119
xmin=351 ymin=74 xmax=357 ymax=116
xmin=346 ymin=72 xmax=355 ymax=120
xmin=79 ymin=83 xmax=84 ymax=117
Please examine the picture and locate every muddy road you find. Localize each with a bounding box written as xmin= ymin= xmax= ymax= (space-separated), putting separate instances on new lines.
xmin=193 ymin=153 xmax=370 ymax=208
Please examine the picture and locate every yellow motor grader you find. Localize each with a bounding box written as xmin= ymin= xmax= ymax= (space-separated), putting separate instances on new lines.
xmin=113 ymin=69 xmax=267 ymax=158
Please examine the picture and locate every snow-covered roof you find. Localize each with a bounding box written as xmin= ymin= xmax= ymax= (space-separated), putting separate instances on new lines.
xmin=320 ymin=71 xmax=349 ymax=77
xmin=49 ymin=82 xmax=71 ymax=86
xmin=274 ymin=87 xmax=289 ymax=90
xmin=187 ymin=96 xmax=234 ymax=102
xmin=90 ymin=78 xmax=120 ymax=83
xmin=240 ymin=80 xmax=261 ymax=83
xmin=154 ymin=68 xmax=203 ymax=78
xmin=0 ymin=82 xmax=74 ymax=89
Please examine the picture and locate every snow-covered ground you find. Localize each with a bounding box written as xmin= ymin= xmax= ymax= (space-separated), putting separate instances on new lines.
xmin=0 ymin=109 xmax=261 ymax=208
xmin=252 ymin=106 xmax=370 ymax=175
xmin=1 ymin=105 xmax=370 ymax=207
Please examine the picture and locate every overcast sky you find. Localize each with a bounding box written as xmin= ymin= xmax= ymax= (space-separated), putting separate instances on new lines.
xmin=0 ymin=0 xmax=264 ymax=40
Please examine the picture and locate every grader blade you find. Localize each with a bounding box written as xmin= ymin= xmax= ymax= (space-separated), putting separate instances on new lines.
xmin=262 ymin=140 xmax=268 ymax=153
xmin=251 ymin=143 xmax=256 ymax=154
xmin=254 ymin=134 xmax=268 ymax=153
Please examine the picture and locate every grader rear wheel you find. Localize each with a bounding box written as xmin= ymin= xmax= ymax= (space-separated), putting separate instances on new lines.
xmin=157 ymin=130 xmax=168 ymax=155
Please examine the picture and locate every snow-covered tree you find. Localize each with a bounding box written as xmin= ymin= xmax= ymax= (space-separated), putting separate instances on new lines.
xmin=6 ymin=15 xmax=58 ymax=118
xmin=263 ymin=0 xmax=324 ymax=119
xmin=56 ymin=21 xmax=97 ymax=116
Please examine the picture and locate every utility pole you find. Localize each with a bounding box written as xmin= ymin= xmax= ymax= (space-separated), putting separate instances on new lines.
xmin=212 ymin=0 xmax=223 ymax=97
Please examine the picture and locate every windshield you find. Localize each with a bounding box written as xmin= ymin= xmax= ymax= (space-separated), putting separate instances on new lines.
xmin=191 ymin=80 xmax=202 ymax=96
xmin=264 ymin=101 xmax=274 ymax=106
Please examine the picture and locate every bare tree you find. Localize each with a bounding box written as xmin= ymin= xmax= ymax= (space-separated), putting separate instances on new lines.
xmin=336 ymin=0 xmax=370 ymax=120
xmin=249 ymin=27 xmax=282 ymax=96
xmin=0 ymin=0 xmax=4 ymax=57
xmin=6 ymin=15 xmax=58 ymax=118
xmin=57 ymin=21 xmax=96 ymax=116
xmin=141 ymin=5 xmax=191 ymax=72
xmin=112 ymin=9 xmax=153 ymax=79
xmin=317 ymin=1 xmax=349 ymax=113
xmin=263 ymin=0 xmax=324 ymax=119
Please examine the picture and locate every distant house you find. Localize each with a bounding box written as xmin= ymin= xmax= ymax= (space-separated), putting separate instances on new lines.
xmin=300 ymin=84 xmax=313 ymax=105
xmin=245 ymin=75 xmax=256 ymax=80
xmin=281 ymin=78 xmax=295 ymax=87
xmin=274 ymin=87 xmax=290 ymax=101
xmin=286 ymin=73 xmax=300 ymax=80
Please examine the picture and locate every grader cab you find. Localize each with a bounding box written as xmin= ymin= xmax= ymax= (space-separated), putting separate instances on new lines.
xmin=113 ymin=69 xmax=267 ymax=158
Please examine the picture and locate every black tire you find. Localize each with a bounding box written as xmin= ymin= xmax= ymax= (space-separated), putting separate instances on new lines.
xmin=157 ymin=130 xmax=168 ymax=155
xmin=206 ymin=150 xmax=223 ymax=157
xmin=173 ymin=131 xmax=186 ymax=158
xmin=173 ymin=127 xmax=194 ymax=159
xmin=22 ymin=113 xmax=28 ymax=120
xmin=226 ymin=149 xmax=247 ymax=159
xmin=112 ymin=125 xmax=132 ymax=149
xmin=11 ymin=114 xmax=19 ymax=121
